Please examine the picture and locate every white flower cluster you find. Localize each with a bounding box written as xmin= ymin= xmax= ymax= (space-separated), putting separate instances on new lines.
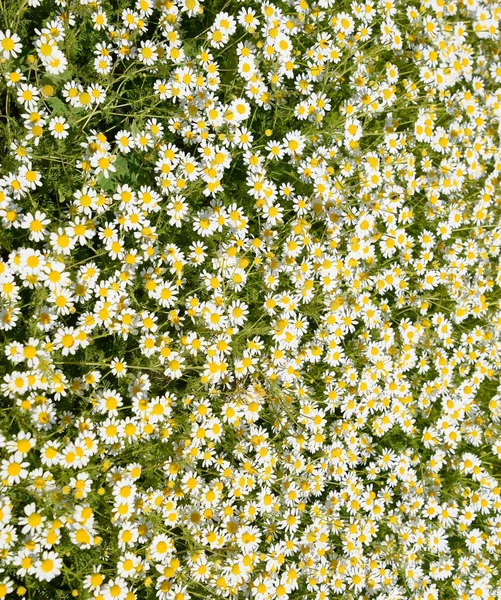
xmin=0 ymin=0 xmax=501 ymax=599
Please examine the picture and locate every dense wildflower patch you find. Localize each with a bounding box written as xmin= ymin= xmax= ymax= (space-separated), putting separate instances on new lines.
xmin=1 ymin=0 xmax=501 ymax=598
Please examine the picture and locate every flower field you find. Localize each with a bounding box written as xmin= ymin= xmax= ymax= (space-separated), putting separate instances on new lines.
xmin=1 ymin=0 xmax=501 ymax=598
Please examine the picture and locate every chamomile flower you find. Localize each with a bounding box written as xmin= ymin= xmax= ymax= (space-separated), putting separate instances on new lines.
xmin=21 ymin=211 xmax=50 ymax=242
xmin=0 ymin=30 xmax=22 ymax=59
xmin=49 ymin=116 xmax=69 ymax=139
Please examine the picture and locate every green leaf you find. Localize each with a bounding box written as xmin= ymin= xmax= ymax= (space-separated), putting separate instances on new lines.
xmin=97 ymin=172 xmax=115 ymax=193
xmin=44 ymin=96 xmax=70 ymax=116
xmin=130 ymin=120 xmax=140 ymax=137
xmin=114 ymin=155 xmax=129 ymax=179
xmin=40 ymin=67 xmax=74 ymax=85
